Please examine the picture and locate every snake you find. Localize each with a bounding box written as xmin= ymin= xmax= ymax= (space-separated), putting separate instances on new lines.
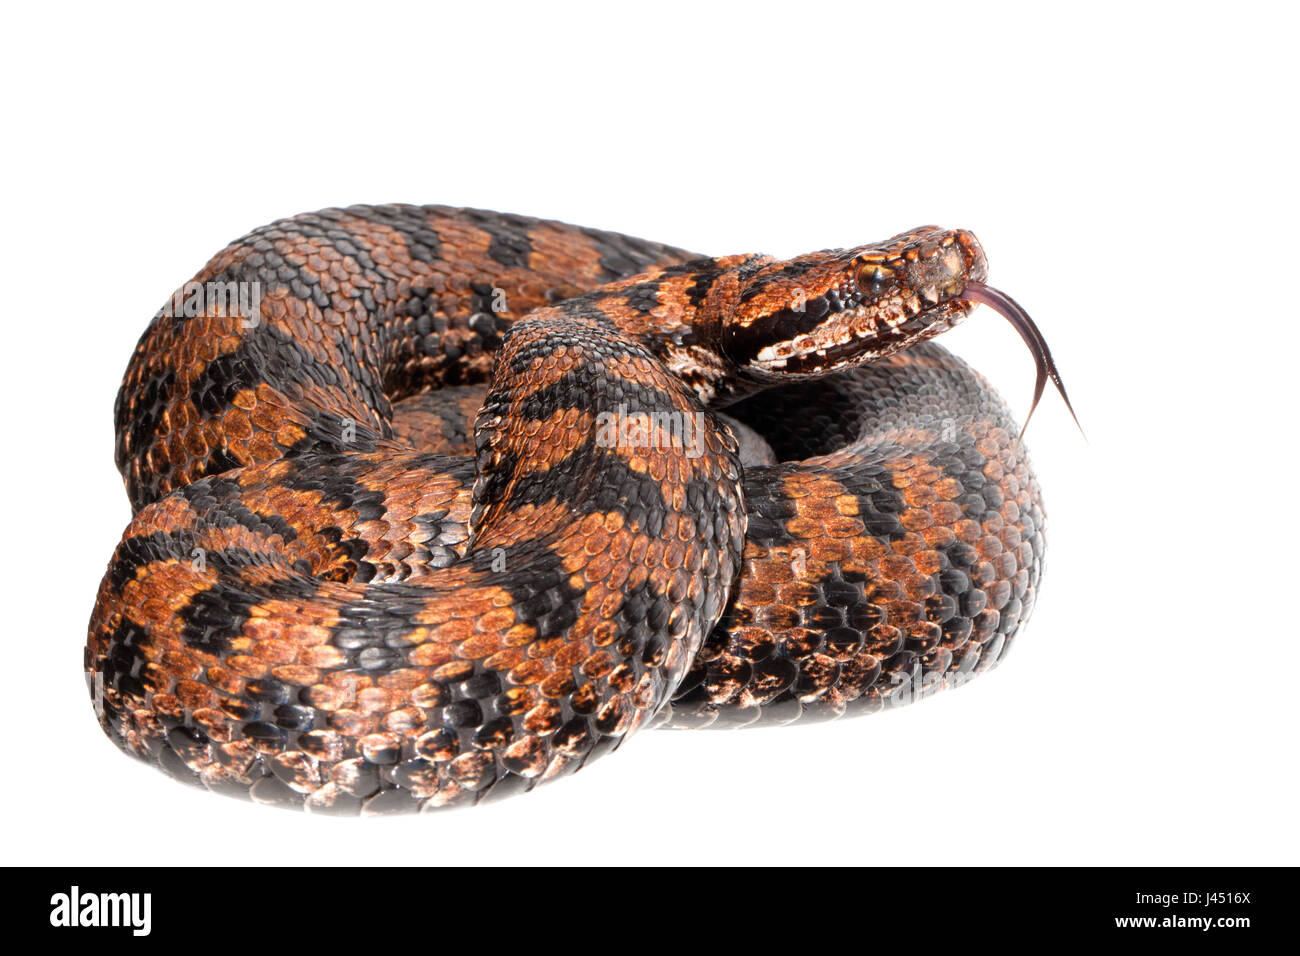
xmin=86 ymin=204 xmax=1072 ymax=814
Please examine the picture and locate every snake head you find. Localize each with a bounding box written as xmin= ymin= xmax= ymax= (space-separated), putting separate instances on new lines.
xmin=721 ymin=226 xmax=988 ymax=379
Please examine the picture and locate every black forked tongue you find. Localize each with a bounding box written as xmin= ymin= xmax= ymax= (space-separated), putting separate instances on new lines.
xmin=962 ymin=282 xmax=1084 ymax=441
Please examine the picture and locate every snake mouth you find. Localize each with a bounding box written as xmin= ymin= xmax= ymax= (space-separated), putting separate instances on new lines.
xmin=962 ymin=281 xmax=1082 ymax=438
xmin=764 ymin=297 xmax=971 ymax=376
xmin=758 ymin=281 xmax=1080 ymax=440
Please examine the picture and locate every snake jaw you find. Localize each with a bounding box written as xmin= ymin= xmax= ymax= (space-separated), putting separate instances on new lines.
xmin=749 ymin=299 xmax=974 ymax=377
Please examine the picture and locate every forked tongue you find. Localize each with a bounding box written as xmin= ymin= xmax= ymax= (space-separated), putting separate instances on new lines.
xmin=962 ymin=282 xmax=1083 ymax=441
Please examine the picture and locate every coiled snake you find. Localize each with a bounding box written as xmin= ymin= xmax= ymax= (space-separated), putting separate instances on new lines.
xmin=87 ymin=205 xmax=1071 ymax=813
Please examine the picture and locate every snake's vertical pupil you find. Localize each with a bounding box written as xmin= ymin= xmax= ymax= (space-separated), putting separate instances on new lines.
xmin=857 ymin=263 xmax=893 ymax=295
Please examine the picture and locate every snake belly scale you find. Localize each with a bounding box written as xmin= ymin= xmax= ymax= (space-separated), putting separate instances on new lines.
xmin=87 ymin=205 xmax=1048 ymax=813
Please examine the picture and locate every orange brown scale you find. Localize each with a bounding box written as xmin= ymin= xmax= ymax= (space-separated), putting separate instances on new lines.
xmin=660 ymin=343 xmax=1046 ymax=729
xmin=90 ymin=206 xmax=1049 ymax=813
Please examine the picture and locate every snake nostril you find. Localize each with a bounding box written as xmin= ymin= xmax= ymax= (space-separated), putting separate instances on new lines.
xmin=906 ymin=245 xmax=967 ymax=294
xmin=955 ymin=230 xmax=989 ymax=283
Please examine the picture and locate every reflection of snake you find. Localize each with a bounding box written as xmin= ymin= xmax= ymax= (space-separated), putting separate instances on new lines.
xmin=87 ymin=205 xmax=1070 ymax=813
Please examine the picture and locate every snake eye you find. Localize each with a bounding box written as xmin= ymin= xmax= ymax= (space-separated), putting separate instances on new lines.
xmin=856 ymin=263 xmax=894 ymax=295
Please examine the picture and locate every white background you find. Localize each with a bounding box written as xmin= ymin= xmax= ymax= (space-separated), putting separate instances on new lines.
xmin=2 ymin=1 xmax=1295 ymax=866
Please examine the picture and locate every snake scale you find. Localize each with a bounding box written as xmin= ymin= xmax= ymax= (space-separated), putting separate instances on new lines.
xmin=87 ymin=205 xmax=1066 ymax=814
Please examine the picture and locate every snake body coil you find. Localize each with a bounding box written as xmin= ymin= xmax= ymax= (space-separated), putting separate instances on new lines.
xmin=88 ymin=206 xmax=1048 ymax=813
